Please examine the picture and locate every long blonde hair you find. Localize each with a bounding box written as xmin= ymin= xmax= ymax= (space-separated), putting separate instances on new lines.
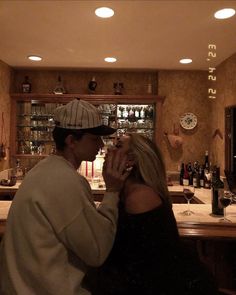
xmin=128 ymin=133 xmax=172 ymax=207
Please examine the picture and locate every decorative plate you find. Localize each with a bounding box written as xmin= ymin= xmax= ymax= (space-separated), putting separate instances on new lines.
xmin=179 ymin=112 xmax=197 ymax=130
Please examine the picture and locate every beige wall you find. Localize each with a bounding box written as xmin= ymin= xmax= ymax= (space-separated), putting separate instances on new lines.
xmin=0 ymin=60 xmax=12 ymax=171
xmin=211 ymin=53 xmax=236 ymax=172
xmin=158 ymin=70 xmax=211 ymax=172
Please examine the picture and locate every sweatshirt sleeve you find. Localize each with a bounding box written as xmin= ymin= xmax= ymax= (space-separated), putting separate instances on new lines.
xmin=58 ymin=191 xmax=119 ymax=267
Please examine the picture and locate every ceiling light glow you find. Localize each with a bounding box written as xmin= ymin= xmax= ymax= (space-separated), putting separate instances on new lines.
xmin=28 ymin=55 xmax=42 ymax=61
xmin=214 ymin=8 xmax=235 ymax=19
xmin=104 ymin=57 xmax=117 ymax=63
xmin=95 ymin=7 xmax=114 ymax=18
xmin=179 ymin=58 xmax=192 ymax=64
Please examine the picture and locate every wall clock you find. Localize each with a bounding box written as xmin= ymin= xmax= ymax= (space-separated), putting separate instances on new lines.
xmin=179 ymin=112 xmax=198 ymax=130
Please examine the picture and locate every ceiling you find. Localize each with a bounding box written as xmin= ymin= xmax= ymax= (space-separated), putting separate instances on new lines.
xmin=0 ymin=0 xmax=236 ymax=71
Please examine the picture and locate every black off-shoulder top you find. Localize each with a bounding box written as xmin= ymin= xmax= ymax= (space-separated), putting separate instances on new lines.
xmin=84 ymin=201 xmax=218 ymax=295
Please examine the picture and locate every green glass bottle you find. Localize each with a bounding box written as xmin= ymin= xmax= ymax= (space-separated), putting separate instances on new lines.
xmin=211 ymin=166 xmax=224 ymax=215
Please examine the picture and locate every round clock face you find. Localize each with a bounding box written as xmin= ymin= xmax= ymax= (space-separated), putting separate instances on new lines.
xmin=180 ymin=112 xmax=197 ymax=130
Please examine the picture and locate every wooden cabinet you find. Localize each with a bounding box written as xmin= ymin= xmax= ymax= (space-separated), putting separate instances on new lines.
xmin=10 ymin=94 xmax=164 ymax=169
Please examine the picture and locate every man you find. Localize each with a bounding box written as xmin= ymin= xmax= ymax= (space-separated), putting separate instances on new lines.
xmin=0 ymin=99 xmax=129 ymax=295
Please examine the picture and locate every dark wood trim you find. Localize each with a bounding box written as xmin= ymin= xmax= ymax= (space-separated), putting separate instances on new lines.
xmin=177 ymin=221 xmax=236 ymax=240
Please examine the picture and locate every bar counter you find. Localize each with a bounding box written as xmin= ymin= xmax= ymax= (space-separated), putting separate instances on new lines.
xmin=1 ymin=186 xmax=236 ymax=240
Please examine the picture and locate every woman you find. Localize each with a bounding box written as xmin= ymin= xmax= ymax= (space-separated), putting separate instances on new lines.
xmin=84 ymin=134 xmax=218 ymax=295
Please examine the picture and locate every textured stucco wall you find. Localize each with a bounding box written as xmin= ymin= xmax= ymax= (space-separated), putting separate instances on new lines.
xmin=158 ymin=70 xmax=211 ymax=172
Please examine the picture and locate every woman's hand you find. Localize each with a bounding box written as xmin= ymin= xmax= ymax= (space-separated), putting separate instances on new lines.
xmin=102 ymin=149 xmax=131 ymax=192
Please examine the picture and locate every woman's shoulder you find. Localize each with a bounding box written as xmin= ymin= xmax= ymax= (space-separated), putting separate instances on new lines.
xmin=124 ymin=183 xmax=163 ymax=214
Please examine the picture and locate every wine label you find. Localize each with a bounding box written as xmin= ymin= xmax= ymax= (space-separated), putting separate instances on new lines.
xmin=183 ymin=179 xmax=189 ymax=186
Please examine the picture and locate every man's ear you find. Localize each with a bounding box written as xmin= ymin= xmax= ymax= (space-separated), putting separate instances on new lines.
xmin=65 ymin=134 xmax=77 ymax=148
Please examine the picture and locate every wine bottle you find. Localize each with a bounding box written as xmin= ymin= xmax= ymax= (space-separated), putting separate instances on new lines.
xmin=211 ymin=166 xmax=224 ymax=215
xmin=192 ymin=162 xmax=200 ymax=188
xmin=179 ymin=163 xmax=184 ymax=185
xmin=183 ymin=164 xmax=189 ymax=186
xmin=204 ymin=150 xmax=210 ymax=170
xmin=204 ymin=168 xmax=211 ymax=189
xmin=187 ymin=162 xmax=193 ymax=185
xmin=22 ymin=76 xmax=31 ymax=93
xmin=199 ymin=166 xmax=205 ymax=187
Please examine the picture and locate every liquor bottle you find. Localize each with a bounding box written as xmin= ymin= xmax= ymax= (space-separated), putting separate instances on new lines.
xmin=53 ymin=76 xmax=66 ymax=94
xmin=22 ymin=76 xmax=31 ymax=93
xmin=183 ymin=164 xmax=189 ymax=186
xmin=187 ymin=162 xmax=193 ymax=185
xmin=179 ymin=163 xmax=184 ymax=185
xmin=211 ymin=166 xmax=224 ymax=215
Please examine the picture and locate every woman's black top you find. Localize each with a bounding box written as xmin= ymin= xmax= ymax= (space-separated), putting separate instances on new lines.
xmin=84 ymin=201 xmax=218 ymax=295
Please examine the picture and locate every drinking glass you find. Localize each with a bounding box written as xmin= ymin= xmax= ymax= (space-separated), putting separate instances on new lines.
xmin=182 ymin=186 xmax=195 ymax=216
xmin=219 ymin=191 xmax=233 ymax=222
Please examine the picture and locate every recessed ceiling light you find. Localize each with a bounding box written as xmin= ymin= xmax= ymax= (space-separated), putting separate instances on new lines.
xmin=179 ymin=58 xmax=192 ymax=64
xmin=28 ymin=55 xmax=42 ymax=61
xmin=104 ymin=57 xmax=117 ymax=63
xmin=95 ymin=7 xmax=114 ymax=18
xmin=214 ymin=8 xmax=235 ymax=19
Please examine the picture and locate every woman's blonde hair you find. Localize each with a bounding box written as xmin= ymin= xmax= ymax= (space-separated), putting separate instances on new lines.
xmin=128 ymin=133 xmax=172 ymax=207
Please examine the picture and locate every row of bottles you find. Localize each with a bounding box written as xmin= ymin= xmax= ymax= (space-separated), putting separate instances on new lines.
xmin=179 ymin=150 xmax=224 ymax=216
xmin=179 ymin=151 xmax=211 ymax=188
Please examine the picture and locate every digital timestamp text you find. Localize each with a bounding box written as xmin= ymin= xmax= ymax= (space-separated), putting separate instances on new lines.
xmin=208 ymin=44 xmax=216 ymax=99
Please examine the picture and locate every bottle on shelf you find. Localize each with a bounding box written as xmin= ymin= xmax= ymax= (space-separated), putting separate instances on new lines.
xmin=113 ymin=82 xmax=124 ymax=95
xmin=53 ymin=76 xmax=66 ymax=94
xmin=183 ymin=164 xmax=190 ymax=186
xmin=88 ymin=76 xmax=97 ymax=93
xmin=211 ymin=166 xmax=224 ymax=216
xmin=22 ymin=76 xmax=31 ymax=93
xmin=179 ymin=162 xmax=185 ymax=185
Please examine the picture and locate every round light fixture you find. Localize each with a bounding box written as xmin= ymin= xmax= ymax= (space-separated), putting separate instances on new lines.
xmin=179 ymin=58 xmax=192 ymax=64
xmin=28 ymin=55 xmax=42 ymax=61
xmin=214 ymin=8 xmax=235 ymax=19
xmin=104 ymin=57 xmax=117 ymax=63
xmin=95 ymin=7 xmax=114 ymax=18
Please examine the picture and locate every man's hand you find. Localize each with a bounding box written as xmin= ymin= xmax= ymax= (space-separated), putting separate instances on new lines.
xmin=102 ymin=149 xmax=131 ymax=192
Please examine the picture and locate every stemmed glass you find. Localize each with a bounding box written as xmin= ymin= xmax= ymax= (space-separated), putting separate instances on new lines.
xmin=182 ymin=186 xmax=195 ymax=216
xmin=219 ymin=191 xmax=233 ymax=223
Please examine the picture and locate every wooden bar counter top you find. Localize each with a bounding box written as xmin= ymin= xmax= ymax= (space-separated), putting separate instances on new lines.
xmin=1 ymin=185 xmax=236 ymax=240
